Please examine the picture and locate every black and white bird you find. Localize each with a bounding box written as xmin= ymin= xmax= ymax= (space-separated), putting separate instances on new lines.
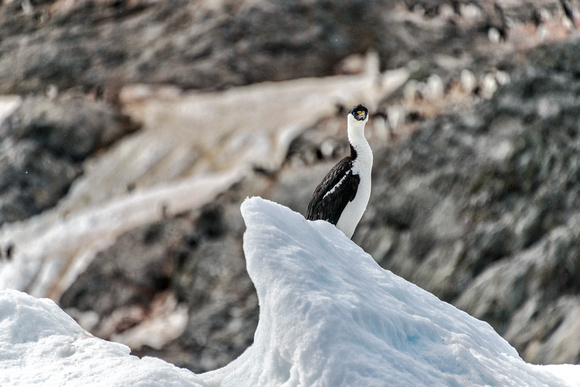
xmin=306 ymin=104 xmax=373 ymax=238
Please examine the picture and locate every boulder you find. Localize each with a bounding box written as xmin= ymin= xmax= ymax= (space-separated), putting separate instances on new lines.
xmin=0 ymin=96 xmax=135 ymax=224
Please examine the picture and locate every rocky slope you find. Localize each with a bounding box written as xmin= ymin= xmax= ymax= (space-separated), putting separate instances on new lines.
xmin=0 ymin=94 xmax=137 ymax=225
xmin=0 ymin=0 xmax=570 ymax=94
xmin=359 ymin=40 xmax=580 ymax=365
xmin=1 ymin=0 xmax=580 ymax=374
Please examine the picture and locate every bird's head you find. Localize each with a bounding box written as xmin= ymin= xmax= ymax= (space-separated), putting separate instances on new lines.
xmin=349 ymin=104 xmax=368 ymax=122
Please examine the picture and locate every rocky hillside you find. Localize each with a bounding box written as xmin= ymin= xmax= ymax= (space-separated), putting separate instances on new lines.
xmin=1 ymin=0 xmax=580 ymax=373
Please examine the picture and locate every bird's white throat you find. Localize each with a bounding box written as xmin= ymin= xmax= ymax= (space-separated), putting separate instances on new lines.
xmin=347 ymin=115 xmax=373 ymax=174
xmin=334 ymin=113 xmax=373 ymax=238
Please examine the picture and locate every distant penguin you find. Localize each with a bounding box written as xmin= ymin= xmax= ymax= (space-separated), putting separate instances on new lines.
xmin=306 ymin=104 xmax=373 ymax=238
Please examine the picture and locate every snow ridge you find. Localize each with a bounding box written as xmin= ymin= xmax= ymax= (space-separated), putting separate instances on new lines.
xmin=203 ymin=197 xmax=569 ymax=386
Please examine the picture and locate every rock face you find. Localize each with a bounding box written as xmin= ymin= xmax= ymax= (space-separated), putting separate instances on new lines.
xmin=0 ymin=95 xmax=134 ymax=224
xmin=60 ymin=218 xmax=187 ymax=317
xmin=0 ymin=0 xmax=377 ymax=93
xmin=0 ymin=0 xmax=558 ymax=94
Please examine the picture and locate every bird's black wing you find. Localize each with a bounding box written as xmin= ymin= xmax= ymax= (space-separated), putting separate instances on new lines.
xmin=306 ymin=157 xmax=360 ymax=225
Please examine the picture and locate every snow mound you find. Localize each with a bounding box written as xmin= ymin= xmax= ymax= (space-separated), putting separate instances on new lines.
xmin=203 ymin=197 xmax=572 ymax=386
xmin=0 ymin=289 xmax=205 ymax=386
xmin=0 ymin=197 xmax=577 ymax=386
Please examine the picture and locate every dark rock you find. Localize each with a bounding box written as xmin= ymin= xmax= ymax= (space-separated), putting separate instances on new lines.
xmin=0 ymin=95 xmax=137 ymax=224
xmin=60 ymin=217 xmax=189 ymax=317
xmin=0 ymin=0 xmax=376 ymax=93
xmin=0 ymin=138 xmax=79 ymax=223
xmin=0 ymin=97 xmax=129 ymax=160
xmin=0 ymin=0 xmax=555 ymax=94
xmin=528 ymin=36 xmax=580 ymax=76
xmin=456 ymin=215 xmax=580 ymax=363
xmin=167 ymin=205 xmax=257 ymax=372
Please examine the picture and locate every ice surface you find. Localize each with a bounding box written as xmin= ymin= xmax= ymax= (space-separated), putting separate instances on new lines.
xmin=0 ymin=197 xmax=578 ymax=386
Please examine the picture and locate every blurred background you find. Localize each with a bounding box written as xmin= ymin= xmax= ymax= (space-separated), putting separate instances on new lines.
xmin=0 ymin=0 xmax=579 ymax=373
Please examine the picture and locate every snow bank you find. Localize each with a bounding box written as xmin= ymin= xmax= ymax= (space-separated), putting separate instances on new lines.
xmin=0 ymin=289 xmax=205 ymax=386
xmin=0 ymin=197 xmax=577 ymax=386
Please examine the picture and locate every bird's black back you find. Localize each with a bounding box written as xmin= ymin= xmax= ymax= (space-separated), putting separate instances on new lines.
xmin=306 ymin=156 xmax=360 ymax=225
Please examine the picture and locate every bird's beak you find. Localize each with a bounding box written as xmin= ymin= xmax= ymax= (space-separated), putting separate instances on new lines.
xmin=356 ymin=111 xmax=367 ymax=121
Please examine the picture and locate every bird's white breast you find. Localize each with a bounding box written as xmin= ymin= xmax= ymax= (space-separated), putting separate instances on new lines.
xmin=336 ymin=145 xmax=373 ymax=238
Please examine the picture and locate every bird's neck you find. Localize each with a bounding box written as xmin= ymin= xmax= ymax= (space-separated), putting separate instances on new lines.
xmin=347 ymin=118 xmax=372 ymax=162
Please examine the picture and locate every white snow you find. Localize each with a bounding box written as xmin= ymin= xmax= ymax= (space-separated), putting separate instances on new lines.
xmin=1 ymin=197 xmax=578 ymax=386
xmin=0 ymin=289 xmax=205 ymax=387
